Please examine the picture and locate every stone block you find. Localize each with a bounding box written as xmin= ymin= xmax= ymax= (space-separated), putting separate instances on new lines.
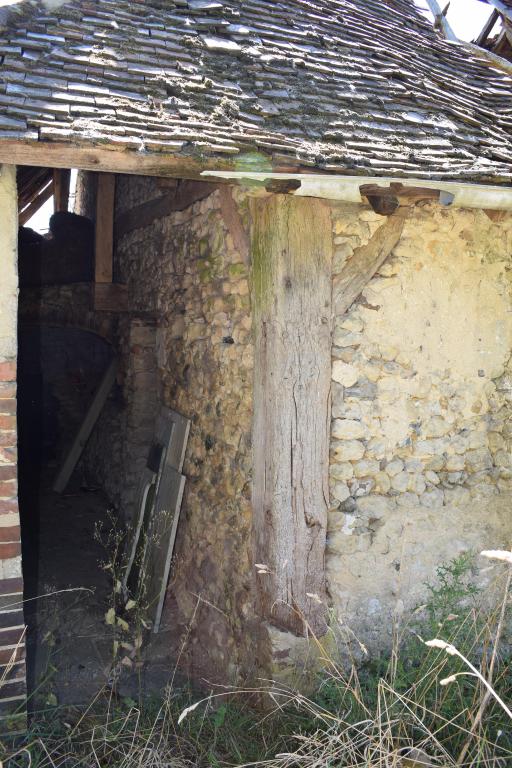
xmin=391 ymin=471 xmax=409 ymax=492
xmin=357 ymin=495 xmax=389 ymax=519
xmin=386 ymin=459 xmax=404 ymax=477
xmin=332 ymin=418 xmax=367 ymax=440
xmin=329 ymin=462 xmax=354 ymax=481
xmin=354 ymin=459 xmax=379 ymax=478
xmin=331 ymin=440 xmax=365 ymax=462
xmin=344 ymin=380 xmax=377 ymax=400
xmin=374 ymin=471 xmax=391 ymax=493
xmin=331 ymin=483 xmax=350 ymax=503
xmin=332 ymin=361 xmax=359 ymax=388
xmin=466 ymin=448 xmax=493 ymax=473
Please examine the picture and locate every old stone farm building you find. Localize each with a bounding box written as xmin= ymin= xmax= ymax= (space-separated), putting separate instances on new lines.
xmin=0 ymin=0 xmax=511 ymax=725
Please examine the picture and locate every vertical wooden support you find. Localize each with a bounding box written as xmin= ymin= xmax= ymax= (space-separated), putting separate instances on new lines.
xmin=53 ymin=168 xmax=71 ymax=213
xmin=95 ymin=173 xmax=116 ymax=284
xmin=251 ymin=195 xmax=333 ymax=637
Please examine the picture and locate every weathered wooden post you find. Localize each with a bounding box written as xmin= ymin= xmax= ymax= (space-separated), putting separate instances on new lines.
xmin=251 ymin=195 xmax=333 ymax=636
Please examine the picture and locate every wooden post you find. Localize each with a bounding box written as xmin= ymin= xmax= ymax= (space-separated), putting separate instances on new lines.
xmin=251 ymin=195 xmax=333 ymax=637
xmin=53 ymin=168 xmax=71 ymax=213
xmin=95 ymin=173 xmax=116 ymax=284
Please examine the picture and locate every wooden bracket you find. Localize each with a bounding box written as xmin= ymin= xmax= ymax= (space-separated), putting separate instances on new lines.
xmin=360 ymin=183 xmax=442 ymax=216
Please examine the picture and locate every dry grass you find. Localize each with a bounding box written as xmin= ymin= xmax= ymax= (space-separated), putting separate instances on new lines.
xmin=2 ymin=550 xmax=512 ymax=768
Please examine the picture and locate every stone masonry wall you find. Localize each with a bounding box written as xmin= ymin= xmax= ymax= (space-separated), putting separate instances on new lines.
xmin=0 ymin=165 xmax=26 ymax=731
xmin=328 ymin=202 xmax=512 ymax=650
xmin=109 ymin=177 xmax=256 ymax=683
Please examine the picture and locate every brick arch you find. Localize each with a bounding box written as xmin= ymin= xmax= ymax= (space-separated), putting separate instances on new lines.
xmin=18 ymin=283 xmax=121 ymax=347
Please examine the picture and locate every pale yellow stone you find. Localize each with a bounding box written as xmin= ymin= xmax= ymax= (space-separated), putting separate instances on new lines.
xmin=330 ymin=462 xmax=354 ymax=481
xmin=332 ymin=419 xmax=367 ymax=440
xmin=425 ymin=470 xmax=440 ymax=485
xmin=354 ymin=459 xmax=380 ymax=478
xmin=332 ymin=440 xmax=365 ymax=462
xmin=374 ymin=471 xmax=391 ymax=493
xmin=391 ymin=471 xmax=409 ymax=492
xmin=332 ymin=361 xmax=359 ymax=387
xmin=386 ymin=459 xmax=404 ymax=477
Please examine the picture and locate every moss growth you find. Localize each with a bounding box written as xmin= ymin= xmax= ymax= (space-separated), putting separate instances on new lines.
xmin=228 ymin=263 xmax=247 ymax=278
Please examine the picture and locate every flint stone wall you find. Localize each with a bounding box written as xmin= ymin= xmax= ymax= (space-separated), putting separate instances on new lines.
xmin=328 ymin=203 xmax=512 ymax=649
xmin=107 ymin=177 xmax=256 ymax=682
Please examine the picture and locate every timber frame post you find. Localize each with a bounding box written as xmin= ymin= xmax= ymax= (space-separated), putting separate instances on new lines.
xmin=251 ymin=195 xmax=333 ymax=637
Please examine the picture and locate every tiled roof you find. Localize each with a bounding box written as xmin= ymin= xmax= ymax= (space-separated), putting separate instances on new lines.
xmin=1 ymin=0 xmax=512 ymax=181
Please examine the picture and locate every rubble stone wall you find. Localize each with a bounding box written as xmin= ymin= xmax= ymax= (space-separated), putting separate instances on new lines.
xmin=328 ymin=202 xmax=512 ymax=650
xmin=109 ymin=177 xmax=256 ymax=682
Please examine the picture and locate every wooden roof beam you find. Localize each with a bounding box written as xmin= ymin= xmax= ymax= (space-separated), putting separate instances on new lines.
xmin=476 ymin=8 xmax=500 ymax=46
xmin=486 ymin=0 xmax=512 ymax=24
xmin=424 ymin=0 xmax=458 ymax=42
xmin=19 ymin=179 xmax=54 ymax=226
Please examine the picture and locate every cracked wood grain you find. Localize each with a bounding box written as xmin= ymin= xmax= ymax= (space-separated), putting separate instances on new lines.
xmin=251 ymin=194 xmax=332 ymax=637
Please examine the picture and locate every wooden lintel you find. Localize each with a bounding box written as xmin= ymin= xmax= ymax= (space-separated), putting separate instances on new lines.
xmin=53 ymin=168 xmax=71 ymax=213
xmin=19 ymin=180 xmax=54 ymax=226
xmin=94 ymin=282 xmax=129 ymax=312
xmin=95 ymin=173 xmax=116 ymax=284
xmin=0 ymin=139 xmax=237 ymax=180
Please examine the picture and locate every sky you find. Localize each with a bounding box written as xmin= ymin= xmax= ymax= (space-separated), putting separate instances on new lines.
xmin=415 ymin=0 xmax=494 ymax=41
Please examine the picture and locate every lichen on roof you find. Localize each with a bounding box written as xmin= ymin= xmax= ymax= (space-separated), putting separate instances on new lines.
xmin=0 ymin=0 xmax=512 ymax=182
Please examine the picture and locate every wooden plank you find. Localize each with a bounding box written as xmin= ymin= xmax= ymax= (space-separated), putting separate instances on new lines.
xmin=145 ymin=467 xmax=186 ymax=633
xmin=122 ymin=408 xmax=190 ymax=607
xmin=95 ymin=173 xmax=116 ymax=284
xmin=114 ymin=181 xmax=217 ymax=238
xmin=465 ymin=41 xmax=512 ymax=75
xmin=53 ymin=358 xmax=118 ymax=493
xmin=251 ymin=195 xmax=333 ymax=637
xmin=94 ymin=283 xmax=129 ymax=312
xmin=53 ymin=168 xmax=71 ymax=213
xmin=476 ymin=9 xmax=499 ymax=46
xmin=122 ymin=414 xmax=174 ymax=594
xmin=487 ymin=0 xmax=512 ymax=24
xmin=19 ymin=180 xmax=53 ymax=226
xmin=122 ymin=466 xmax=159 ymax=597
xmin=18 ymin=167 xmax=52 ymax=211
xmin=162 ymin=409 xmax=190 ymax=472
xmin=332 ymin=209 xmax=408 ymax=317
xmin=0 ymin=139 xmax=235 ymax=179
xmin=424 ymin=0 xmax=458 ymax=41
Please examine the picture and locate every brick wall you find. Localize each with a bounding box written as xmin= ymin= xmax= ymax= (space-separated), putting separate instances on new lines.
xmin=0 ymin=165 xmax=26 ymax=732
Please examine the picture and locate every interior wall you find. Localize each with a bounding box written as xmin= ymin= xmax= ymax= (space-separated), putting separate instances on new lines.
xmin=89 ymin=176 xmax=256 ymax=683
xmin=0 ymin=164 xmax=26 ymax=729
xmin=328 ymin=202 xmax=512 ymax=652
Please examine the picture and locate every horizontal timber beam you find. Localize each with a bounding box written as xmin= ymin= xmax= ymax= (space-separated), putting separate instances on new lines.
xmin=0 ymin=139 xmax=238 ymax=180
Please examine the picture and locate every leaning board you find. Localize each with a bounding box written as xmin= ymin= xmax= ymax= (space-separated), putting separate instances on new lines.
xmin=123 ymin=407 xmax=190 ymax=632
